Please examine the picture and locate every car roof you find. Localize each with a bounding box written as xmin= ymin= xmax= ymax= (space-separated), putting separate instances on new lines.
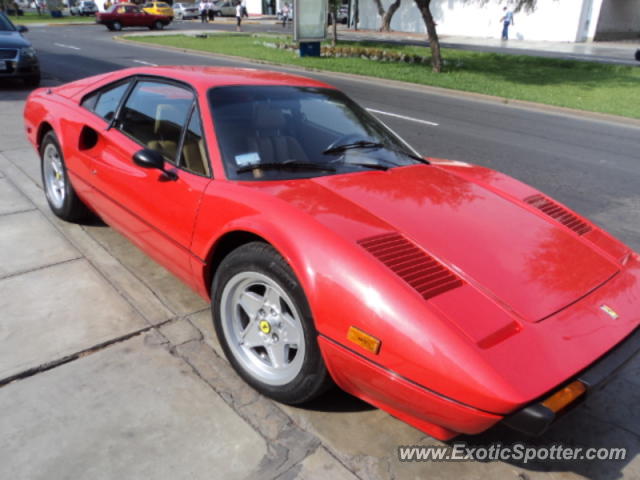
xmin=119 ymin=66 xmax=334 ymax=90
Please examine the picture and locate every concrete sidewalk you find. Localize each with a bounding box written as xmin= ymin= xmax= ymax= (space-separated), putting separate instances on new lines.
xmin=1 ymin=82 xmax=640 ymax=479
xmin=336 ymin=26 xmax=640 ymax=66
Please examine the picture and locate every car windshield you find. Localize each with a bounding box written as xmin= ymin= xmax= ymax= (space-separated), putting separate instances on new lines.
xmin=0 ymin=13 xmax=17 ymax=31
xmin=209 ymin=86 xmax=424 ymax=181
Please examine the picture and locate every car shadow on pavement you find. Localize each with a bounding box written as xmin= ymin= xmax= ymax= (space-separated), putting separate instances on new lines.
xmin=306 ymin=386 xmax=376 ymax=413
xmin=0 ymin=80 xmax=39 ymax=99
xmin=453 ymin=399 xmax=639 ymax=480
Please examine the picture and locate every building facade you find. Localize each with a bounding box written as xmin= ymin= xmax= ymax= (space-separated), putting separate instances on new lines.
xmin=353 ymin=0 xmax=640 ymax=42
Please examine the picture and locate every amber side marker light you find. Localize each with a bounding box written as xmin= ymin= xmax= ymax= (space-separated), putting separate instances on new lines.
xmin=347 ymin=326 xmax=381 ymax=354
xmin=542 ymin=380 xmax=587 ymax=413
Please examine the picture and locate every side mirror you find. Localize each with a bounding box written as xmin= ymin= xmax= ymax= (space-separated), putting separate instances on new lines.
xmin=133 ymin=149 xmax=177 ymax=180
xmin=17 ymin=25 xmax=29 ymax=33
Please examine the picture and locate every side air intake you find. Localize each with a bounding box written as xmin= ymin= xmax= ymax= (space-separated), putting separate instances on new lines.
xmin=358 ymin=233 xmax=463 ymax=300
xmin=524 ymin=194 xmax=592 ymax=235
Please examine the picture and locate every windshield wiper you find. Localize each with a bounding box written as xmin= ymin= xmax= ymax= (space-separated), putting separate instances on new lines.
xmin=323 ymin=141 xmax=428 ymax=164
xmin=236 ymin=161 xmax=336 ymax=175
xmin=322 ymin=141 xmax=384 ymax=156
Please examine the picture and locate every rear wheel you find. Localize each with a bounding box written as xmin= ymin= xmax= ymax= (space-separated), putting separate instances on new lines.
xmin=212 ymin=242 xmax=331 ymax=405
xmin=40 ymin=131 xmax=90 ymax=222
xmin=153 ymin=20 xmax=164 ymax=29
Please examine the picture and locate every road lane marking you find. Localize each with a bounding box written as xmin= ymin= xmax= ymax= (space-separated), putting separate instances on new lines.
xmin=366 ymin=108 xmax=439 ymax=127
xmin=132 ymin=60 xmax=159 ymax=66
xmin=53 ymin=43 xmax=81 ymax=50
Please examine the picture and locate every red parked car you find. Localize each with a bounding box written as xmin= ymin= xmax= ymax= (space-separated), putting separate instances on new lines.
xmin=23 ymin=67 xmax=640 ymax=440
xmin=96 ymin=3 xmax=172 ymax=31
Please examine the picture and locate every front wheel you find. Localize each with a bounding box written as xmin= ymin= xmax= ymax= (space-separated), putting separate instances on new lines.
xmin=212 ymin=242 xmax=331 ymax=405
xmin=153 ymin=20 xmax=164 ymax=30
xmin=112 ymin=20 xmax=122 ymax=31
xmin=40 ymin=131 xmax=90 ymax=222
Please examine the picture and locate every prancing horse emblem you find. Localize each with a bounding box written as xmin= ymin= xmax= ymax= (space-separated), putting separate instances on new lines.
xmin=600 ymin=305 xmax=619 ymax=320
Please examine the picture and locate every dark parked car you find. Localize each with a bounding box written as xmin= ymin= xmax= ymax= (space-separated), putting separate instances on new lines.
xmin=0 ymin=12 xmax=40 ymax=87
xmin=96 ymin=3 xmax=172 ymax=31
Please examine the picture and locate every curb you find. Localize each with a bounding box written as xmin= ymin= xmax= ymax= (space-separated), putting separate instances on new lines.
xmin=115 ymin=34 xmax=640 ymax=129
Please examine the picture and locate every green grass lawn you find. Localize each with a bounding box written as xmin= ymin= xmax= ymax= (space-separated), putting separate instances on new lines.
xmin=127 ymin=33 xmax=640 ymax=119
xmin=8 ymin=11 xmax=96 ymax=24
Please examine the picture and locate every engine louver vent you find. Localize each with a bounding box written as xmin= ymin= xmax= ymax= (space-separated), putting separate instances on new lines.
xmin=524 ymin=194 xmax=592 ymax=235
xmin=358 ymin=233 xmax=463 ymax=300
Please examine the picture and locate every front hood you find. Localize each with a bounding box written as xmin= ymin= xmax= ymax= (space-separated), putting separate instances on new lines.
xmin=0 ymin=31 xmax=30 ymax=49
xmin=254 ymin=164 xmax=619 ymax=323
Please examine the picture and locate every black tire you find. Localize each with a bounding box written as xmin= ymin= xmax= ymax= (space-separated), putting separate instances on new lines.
xmin=112 ymin=20 xmax=122 ymax=31
xmin=154 ymin=20 xmax=163 ymax=30
xmin=212 ymin=242 xmax=332 ymax=405
xmin=40 ymin=131 xmax=90 ymax=222
xmin=24 ymin=74 xmax=41 ymax=88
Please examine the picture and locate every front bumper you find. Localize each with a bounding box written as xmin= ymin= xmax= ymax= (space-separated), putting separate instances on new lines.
xmin=0 ymin=60 xmax=40 ymax=79
xmin=503 ymin=326 xmax=640 ymax=435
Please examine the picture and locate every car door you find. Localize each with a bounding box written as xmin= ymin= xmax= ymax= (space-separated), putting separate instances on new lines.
xmin=124 ymin=5 xmax=144 ymax=26
xmin=87 ymin=78 xmax=212 ymax=288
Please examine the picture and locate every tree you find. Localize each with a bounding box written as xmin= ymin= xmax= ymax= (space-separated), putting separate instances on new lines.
xmin=351 ymin=0 xmax=359 ymax=30
xmin=328 ymin=0 xmax=339 ymax=46
xmin=414 ymin=0 xmax=537 ymax=73
xmin=373 ymin=0 xmax=402 ymax=32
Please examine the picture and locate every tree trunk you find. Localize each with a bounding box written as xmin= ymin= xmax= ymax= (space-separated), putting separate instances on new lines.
xmin=331 ymin=12 xmax=337 ymax=46
xmin=414 ymin=0 xmax=442 ymax=73
xmin=380 ymin=0 xmax=401 ymax=32
xmin=352 ymin=0 xmax=359 ymax=31
xmin=372 ymin=0 xmax=385 ymax=16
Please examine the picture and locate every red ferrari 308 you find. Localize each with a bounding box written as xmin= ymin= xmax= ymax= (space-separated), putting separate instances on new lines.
xmin=23 ymin=66 xmax=640 ymax=440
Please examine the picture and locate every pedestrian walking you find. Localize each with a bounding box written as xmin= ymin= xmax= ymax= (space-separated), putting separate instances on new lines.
xmin=207 ymin=0 xmax=215 ymax=21
xmin=281 ymin=2 xmax=289 ymax=28
xmin=500 ymin=6 xmax=514 ymax=40
xmin=199 ymin=0 xmax=208 ymax=22
xmin=241 ymin=0 xmax=248 ymax=17
xmin=235 ymin=2 xmax=242 ymax=31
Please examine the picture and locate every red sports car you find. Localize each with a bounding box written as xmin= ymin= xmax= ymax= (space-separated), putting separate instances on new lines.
xmin=23 ymin=67 xmax=640 ymax=440
xmin=96 ymin=3 xmax=172 ymax=31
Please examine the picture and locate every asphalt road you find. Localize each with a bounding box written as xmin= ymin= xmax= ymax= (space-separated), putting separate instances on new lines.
xmin=19 ymin=24 xmax=640 ymax=251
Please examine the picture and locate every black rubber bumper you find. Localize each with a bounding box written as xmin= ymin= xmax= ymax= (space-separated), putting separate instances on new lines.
xmin=503 ymin=327 xmax=640 ymax=436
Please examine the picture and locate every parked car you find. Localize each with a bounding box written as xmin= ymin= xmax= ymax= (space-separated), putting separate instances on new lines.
xmin=142 ymin=1 xmax=174 ymax=17
xmin=23 ymin=66 xmax=640 ymax=440
xmin=69 ymin=0 xmax=98 ymax=16
xmin=328 ymin=4 xmax=348 ymax=25
xmin=173 ymin=2 xmax=199 ymax=20
xmin=96 ymin=3 xmax=172 ymax=30
xmin=0 ymin=12 xmax=40 ymax=87
xmin=215 ymin=1 xmax=237 ymax=16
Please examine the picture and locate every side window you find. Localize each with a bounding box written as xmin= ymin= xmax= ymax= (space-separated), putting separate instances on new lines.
xmin=90 ymin=81 xmax=130 ymax=121
xmin=180 ymin=109 xmax=209 ymax=176
xmin=80 ymin=91 xmax=99 ymax=111
xmin=119 ymin=81 xmax=194 ymax=163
